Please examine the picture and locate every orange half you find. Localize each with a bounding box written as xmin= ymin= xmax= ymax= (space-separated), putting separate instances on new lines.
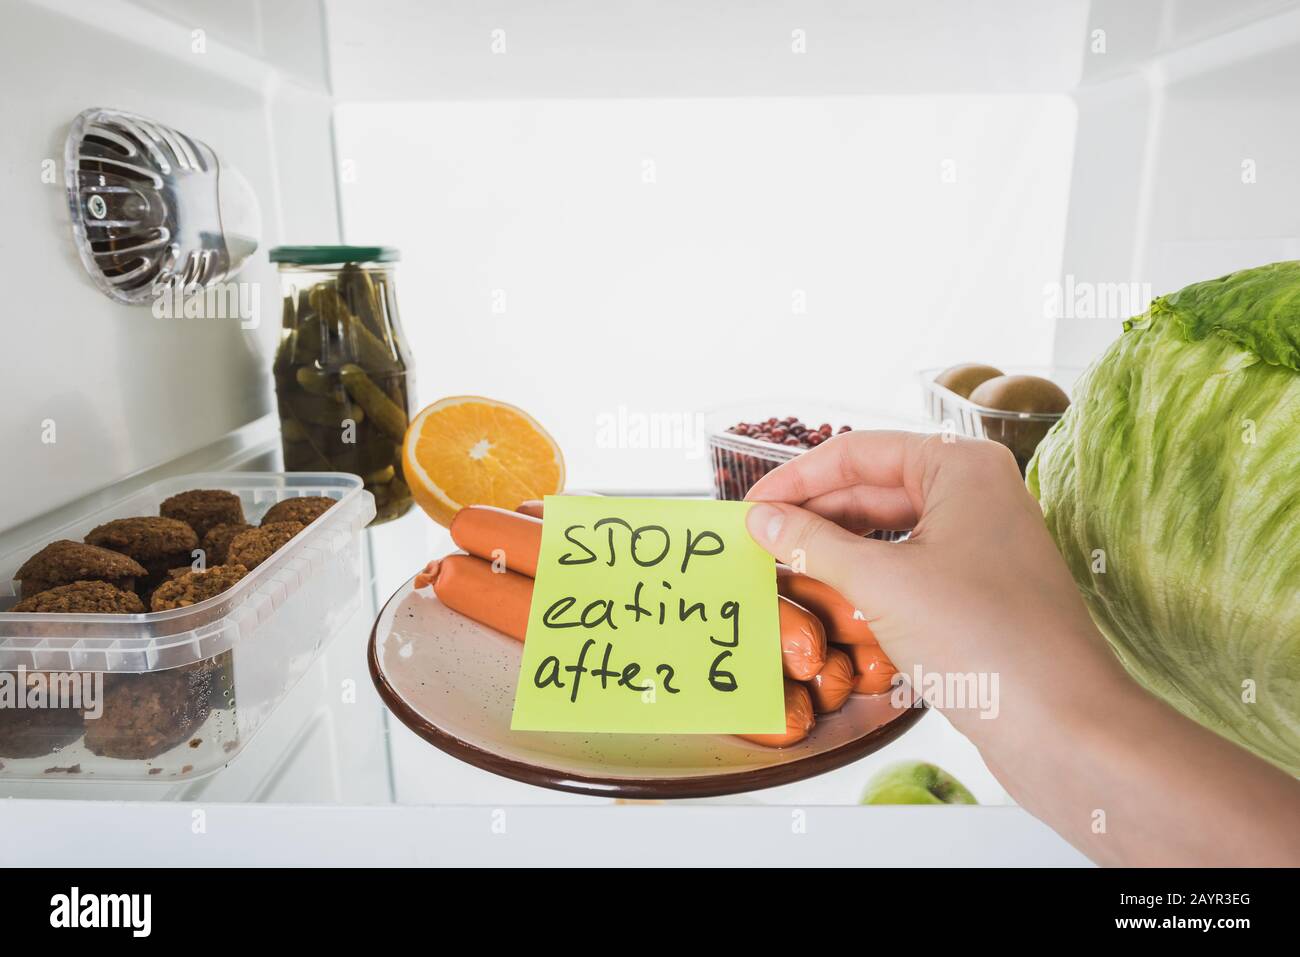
xmin=402 ymin=396 xmax=565 ymax=527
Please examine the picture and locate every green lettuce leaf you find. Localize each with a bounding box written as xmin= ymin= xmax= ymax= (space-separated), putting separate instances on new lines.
xmin=1028 ymin=261 xmax=1300 ymax=771
xmin=1149 ymin=259 xmax=1300 ymax=372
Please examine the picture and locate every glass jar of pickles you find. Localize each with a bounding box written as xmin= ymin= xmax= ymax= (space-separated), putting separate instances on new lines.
xmin=269 ymin=246 xmax=415 ymax=524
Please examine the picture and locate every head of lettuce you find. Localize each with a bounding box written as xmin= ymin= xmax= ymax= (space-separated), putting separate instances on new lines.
xmin=1028 ymin=261 xmax=1300 ymax=773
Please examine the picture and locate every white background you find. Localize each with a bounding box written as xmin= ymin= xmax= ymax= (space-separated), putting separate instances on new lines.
xmin=10 ymin=0 xmax=1300 ymax=515
xmin=334 ymin=96 xmax=1076 ymax=491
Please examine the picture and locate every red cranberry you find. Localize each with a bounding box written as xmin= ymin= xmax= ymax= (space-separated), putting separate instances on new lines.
xmin=783 ymin=437 xmax=801 ymax=446
xmin=819 ymin=423 xmax=832 ymax=435
xmin=734 ymin=423 xmax=749 ymax=436
xmin=806 ymin=432 xmax=824 ymax=446
xmin=838 ymin=425 xmax=852 ymax=433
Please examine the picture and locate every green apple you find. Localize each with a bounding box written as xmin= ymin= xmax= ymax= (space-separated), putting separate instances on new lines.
xmin=860 ymin=761 xmax=977 ymax=805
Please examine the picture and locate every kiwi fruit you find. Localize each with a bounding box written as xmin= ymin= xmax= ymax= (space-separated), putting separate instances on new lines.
xmin=934 ymin=363 xmax=1004 ymax=399
xmin=968 ymin=375 xmax=1070 ymax=414
xmin=967 ymin=374 xmax=1070 ymax=473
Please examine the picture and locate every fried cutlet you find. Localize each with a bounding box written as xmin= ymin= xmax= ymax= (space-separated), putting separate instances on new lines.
xmin=14 ymin=540 xmax=146 ymax=598
xmin=159 ymin=489 xmax=245 ymax=539
xmin=226 ymin=521 xmax=304 ymax=570
xmin=150 ymin=564 xmax=248 ymax=611
xmin=260 ymin=496 xmax=335 ymax=528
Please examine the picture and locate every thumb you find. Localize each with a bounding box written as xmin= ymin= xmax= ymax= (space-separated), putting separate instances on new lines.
xmin=745 ymin=502 xmax=899 ymax=600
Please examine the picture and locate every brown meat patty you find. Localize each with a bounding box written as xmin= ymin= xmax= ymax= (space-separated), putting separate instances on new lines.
xmin=160 ymin=489 xmax=246 ymax=539
xmin=85 ymin=517 xmax=198 ymax=569
xmin=150 ymin=564 xmax=249 ymax=611
xmin=0 ymin=670 xmax=86 ymax=759
xmin=83 ymin=663 xmax=215 ymax=760
xmin=12 ymin=580 xmax=145 ymax=614
xmin=200 ymin=522 xmax=252 ymax=565
xmin=260 ymin=496 xmax=335 ymax=528
xmin=15 ymin=540 xmax=146 ymax=598
xmin=4 ymin=583 xmax=144 ymax=757
xmin=226 ymin=522 xmax=305 ymax=570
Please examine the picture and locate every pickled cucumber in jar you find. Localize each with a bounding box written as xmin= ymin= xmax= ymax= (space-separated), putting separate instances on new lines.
xmin=269 ymin=247 xmax=416 ymax=524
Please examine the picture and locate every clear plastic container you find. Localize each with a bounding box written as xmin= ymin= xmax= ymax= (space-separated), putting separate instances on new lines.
xmin=705 ymin=405 xmax=928 ymax=542
xmin=0 ymin=472 xmax=374 ymax=781
xmin=919 ymin=367 xmax=1082 ymax=473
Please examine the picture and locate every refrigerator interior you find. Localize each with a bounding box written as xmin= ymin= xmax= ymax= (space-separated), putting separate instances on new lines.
xmin=1 ymin=0 xmax=1297 ymax=821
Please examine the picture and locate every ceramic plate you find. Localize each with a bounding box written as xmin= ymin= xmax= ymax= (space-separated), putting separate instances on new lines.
xmin=369 ymin=570 xmax=927 ymax=798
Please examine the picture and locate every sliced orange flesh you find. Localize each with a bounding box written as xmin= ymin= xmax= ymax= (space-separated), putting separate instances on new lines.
xmin=402 ymin=396 xmax=565 ymax=527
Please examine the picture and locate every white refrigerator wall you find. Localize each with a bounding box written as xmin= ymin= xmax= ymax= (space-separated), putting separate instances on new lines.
xmin=325 ymin=0 xmax=1093 ymax=493
xmin=5 ymin=0 xmax=1299 ymax=511
xmin=0 ymin=0 xmax=337 ymax=530
xmin=327 ymin=0 xmax=1300 ymax=493
xmin=332 ymin=96 xmax=1076 ymax=491
xmin=10 ymin=0 xmax=1300 ymax=509
xmin=0 ymin=0 xmax=394 ymax=808
xmin=1059 ymin=0 xmax=1300 ymax=363
xmin=333 ymin=96 xmax=1076 ymax=492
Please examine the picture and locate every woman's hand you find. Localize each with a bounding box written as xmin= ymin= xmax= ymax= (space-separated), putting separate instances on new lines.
xmin=744 ymin=431 xmax=1119 ymax=713
xmin=744 ymin=430 xmax=1300 ymax=866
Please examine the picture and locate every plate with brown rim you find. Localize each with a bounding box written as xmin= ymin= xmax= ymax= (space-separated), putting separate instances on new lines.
xmin=368 ymin=569 xmax=927 ymax=799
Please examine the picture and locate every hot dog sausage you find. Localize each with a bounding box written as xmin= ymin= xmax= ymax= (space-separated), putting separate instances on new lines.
xmin=776 ymin=564 xmax=877 ymax=645
xmin=515 ymin=500 xmax=545 ymax=519
xmin=420 ymin=555 xmax=814 ymax=749
xmin=777 ymin=596 xmax=827 ymax=681
xmin=449 ymin=506 xmax=825 ymax=681
xmin=735 ymin=679 xmax=815 ymax=748
xmin=419 ymin=554 xmax=534 ymax=641
xmin=806 ymin=646 xmax=854 ymax=713
xmin=837 ymin=641 xmax=898 ymax=695
xmin=424 ymin=553 xmax=827 ymax=685
xmin=449 ymin=505 xmax=543 ymax=577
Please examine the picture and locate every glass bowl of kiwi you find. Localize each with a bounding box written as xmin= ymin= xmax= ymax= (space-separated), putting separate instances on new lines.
xmin=921 ymin=364 xmax=1083 ymax=474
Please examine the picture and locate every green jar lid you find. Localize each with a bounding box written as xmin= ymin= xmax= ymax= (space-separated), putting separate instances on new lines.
xmin=268 ymin=245 xmax=400 ymax=265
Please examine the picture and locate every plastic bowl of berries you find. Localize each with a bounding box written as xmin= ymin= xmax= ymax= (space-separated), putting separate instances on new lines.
xmin=709 ymin=415 xmax=850 ymax=501
xmin=706 ymin=407 xmax=931 ymax=539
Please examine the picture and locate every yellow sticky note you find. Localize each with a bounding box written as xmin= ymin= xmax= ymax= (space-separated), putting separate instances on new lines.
xmin=510 ymin=496 xmax=785 ymax=734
